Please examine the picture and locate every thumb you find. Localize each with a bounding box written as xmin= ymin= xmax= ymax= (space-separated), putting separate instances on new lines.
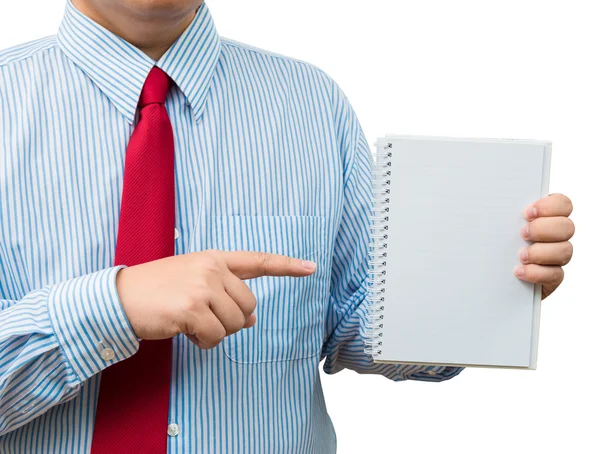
xmin=223 ymin=251 xmax=317 ymax=280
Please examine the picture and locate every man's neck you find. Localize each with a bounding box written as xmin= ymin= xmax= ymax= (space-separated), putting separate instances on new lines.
xmin=72 ymin=0 xmax=201 ymax=61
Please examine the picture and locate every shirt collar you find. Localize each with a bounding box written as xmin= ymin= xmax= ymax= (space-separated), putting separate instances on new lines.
xmin=57 ymin=0 xmax=221 ymax=124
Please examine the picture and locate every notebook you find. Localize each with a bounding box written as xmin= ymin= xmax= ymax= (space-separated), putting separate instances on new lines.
xmin=366 ymin=135 xmax=552 ymax=369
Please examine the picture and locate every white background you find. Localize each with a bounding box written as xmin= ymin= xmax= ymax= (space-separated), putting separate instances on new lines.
xmin=2 ymin=1 xmax=598 ymax=453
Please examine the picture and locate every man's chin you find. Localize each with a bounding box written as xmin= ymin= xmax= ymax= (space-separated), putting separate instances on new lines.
xmin=106 ymin=0 xmax=204 ymax=21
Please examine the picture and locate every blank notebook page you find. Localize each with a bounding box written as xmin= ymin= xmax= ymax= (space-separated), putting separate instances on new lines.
xmin=373 ymin=136 xmax=551 ymax=368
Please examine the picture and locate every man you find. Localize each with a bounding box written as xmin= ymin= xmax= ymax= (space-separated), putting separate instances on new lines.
xmin=0 ymin=0 xmax=575 ymax=452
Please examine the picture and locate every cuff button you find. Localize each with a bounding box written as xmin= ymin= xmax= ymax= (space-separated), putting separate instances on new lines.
xmin=100 ymin=348 xmax=115 ymax=361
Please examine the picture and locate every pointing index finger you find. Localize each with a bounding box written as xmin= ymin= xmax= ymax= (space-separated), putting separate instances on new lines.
xmin=223 ymin=251 xmax=317 ymax=280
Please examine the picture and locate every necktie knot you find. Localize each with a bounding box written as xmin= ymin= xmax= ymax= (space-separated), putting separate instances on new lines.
xmin=139 ymin=67 xmax=172 ymax=107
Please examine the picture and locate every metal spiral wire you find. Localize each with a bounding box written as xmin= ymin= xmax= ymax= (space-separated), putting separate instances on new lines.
xmin=365 ymin=142 xmax=392 ymax=358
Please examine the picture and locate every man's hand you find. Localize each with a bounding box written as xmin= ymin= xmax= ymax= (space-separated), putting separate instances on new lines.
xmin=116 ymin=250 xmax=317 ymax=349
xmin=514 ymin=193 xmax=574 ymax=299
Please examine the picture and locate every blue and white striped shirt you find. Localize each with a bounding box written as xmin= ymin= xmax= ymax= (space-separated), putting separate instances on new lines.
xmin=0 ymin=1 xmax=463 ymax=452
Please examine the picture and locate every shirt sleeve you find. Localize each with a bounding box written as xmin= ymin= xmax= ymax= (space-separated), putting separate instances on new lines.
xmin=320 ymin=77 xmax=463 ymax=383
xmin=0 ymin=265 xmax=139 ymax=436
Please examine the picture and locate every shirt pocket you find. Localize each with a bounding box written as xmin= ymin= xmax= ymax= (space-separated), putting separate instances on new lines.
xmin=209 ymin=215 xmax=327 ymax=364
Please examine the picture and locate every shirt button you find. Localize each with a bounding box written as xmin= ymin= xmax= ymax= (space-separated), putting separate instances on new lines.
xmin=167 ymin=423 xmax=180 ymax=437
xmin=100 ymin=348 xmax=115 ymax=361
xmin=427 ymin=370 xmax=437 ymax=376
xmin=174 ymin=228 xmax=180 ymax=240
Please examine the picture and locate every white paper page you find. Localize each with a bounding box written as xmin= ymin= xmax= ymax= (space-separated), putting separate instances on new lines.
xmin=375 ymin=136 xmax=550 ymax=368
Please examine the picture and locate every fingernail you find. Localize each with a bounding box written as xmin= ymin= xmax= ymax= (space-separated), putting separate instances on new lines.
xmin=521 ymin=224 xmax=530 ymax=239
xmin=514 ymin=265 xmax=525 ymax=277
xmin=525 ymin=204 xmax=537 ymax=220
xmin=302 ymin=260 xmax=317 ymax=271
xmin=519 ymin=247 xmax=528 ymax=263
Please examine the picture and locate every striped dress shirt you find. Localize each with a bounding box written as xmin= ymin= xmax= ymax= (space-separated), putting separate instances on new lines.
xmin=0 ymin=1 xmax=463 ymax=452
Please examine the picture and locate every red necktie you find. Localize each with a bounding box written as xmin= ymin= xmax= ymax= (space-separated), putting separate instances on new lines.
xmin=91 ymin=67 xmax=175 ymax=453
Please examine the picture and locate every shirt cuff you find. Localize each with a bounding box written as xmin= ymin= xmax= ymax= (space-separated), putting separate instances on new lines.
xmin=47 ymin=265 xmax=139 ymax=382
xmin=404 ymin=365 xmax=464 ymax=382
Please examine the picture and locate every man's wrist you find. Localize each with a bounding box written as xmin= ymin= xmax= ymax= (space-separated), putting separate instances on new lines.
xmin=47 ymin=265 xmax=140 ymax=382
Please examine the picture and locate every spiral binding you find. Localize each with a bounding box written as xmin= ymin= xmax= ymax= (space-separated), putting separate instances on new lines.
xmin=365 ymin=141 xmax=393 ymax=358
